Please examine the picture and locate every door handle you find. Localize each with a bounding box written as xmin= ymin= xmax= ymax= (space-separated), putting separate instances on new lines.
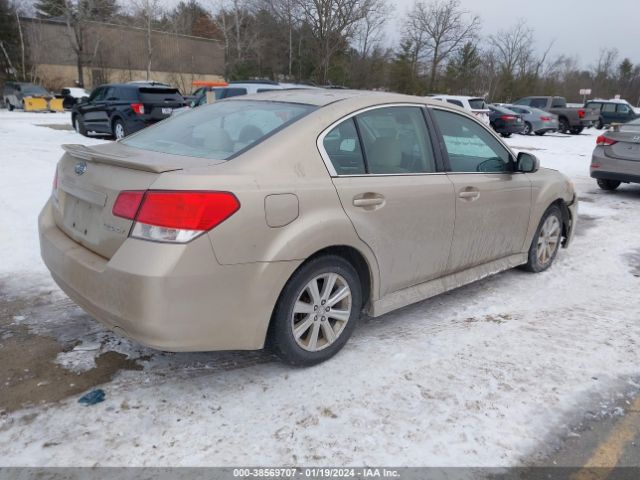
xmin=458 ymin=188 xmax=480 ymax=200
xmin=353 ymin=197 xmax=384 ymax=207
xmin=353 ymin=193 xmax=385 ymax=209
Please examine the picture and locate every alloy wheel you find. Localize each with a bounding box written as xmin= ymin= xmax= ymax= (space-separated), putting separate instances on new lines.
xmin=536 ymin=215 xmax=561 ymax=267
xmin=115 ymin=123 xmax=125 ymax=140
xmin=291 ymin=273 xmax=352 ymax=352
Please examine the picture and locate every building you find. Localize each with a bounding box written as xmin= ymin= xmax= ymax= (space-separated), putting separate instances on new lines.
xmin=22 ymin=17 xmax=225 ymax=93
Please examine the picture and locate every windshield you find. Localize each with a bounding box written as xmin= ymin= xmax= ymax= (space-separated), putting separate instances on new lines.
xmin=123 ymin=100 xmax=314 ymax=160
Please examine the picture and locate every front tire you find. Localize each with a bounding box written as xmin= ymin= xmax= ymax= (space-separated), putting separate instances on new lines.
xmin=597 ymin=179 xmax=621 ymax=191
xmin=522 ymin=205 xmax=563 ymax=273
xmin=268 ymin=255 xmax=362 ymax=367
xmin=500 ymin=132 xmax=512 ymax=138
xmin=522 ymin=122 xmax=532 ymax=135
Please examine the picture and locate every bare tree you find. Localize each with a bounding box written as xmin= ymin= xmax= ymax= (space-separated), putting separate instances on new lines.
xmin=129 ymin=0 xmax=164 ymax=80
xmin=408 ymin=0 xmax=479 ymax=92
xmin=354 ymin=0 xmax=387 ymax=59
xmin=294 ymin=0 xmax=377 ymax=84
xmin=264 ymin=0 xmax=300 ymax=78
xmin=488 ymin=19 xmax=533 ymax=78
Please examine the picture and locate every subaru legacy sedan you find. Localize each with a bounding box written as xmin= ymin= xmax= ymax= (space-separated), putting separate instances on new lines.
xmin=39 ymin=90 xmax=577 ymax=366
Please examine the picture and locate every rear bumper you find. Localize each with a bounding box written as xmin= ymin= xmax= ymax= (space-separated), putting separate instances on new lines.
xmin=590 ymin=149 xmax=640 ymax=184
xmin=591 ymin=170 xmax=640 ymax=184
xmin=38 ymin=200 xmax=301 ymax=352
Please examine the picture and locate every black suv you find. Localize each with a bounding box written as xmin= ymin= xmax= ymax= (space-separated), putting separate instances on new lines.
xmin=72 ymin=83 xmax=185 ymax=139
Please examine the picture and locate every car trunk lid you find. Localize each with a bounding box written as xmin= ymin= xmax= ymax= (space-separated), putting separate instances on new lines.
xmin=605 ymin=129 xmax=640 ymax=161
xmin=53 ymin=142 xmax=226 ymax=259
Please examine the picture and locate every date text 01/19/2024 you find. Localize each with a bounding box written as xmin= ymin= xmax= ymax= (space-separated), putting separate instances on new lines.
xmin=232 ymin=468 xmax=400 ymax=478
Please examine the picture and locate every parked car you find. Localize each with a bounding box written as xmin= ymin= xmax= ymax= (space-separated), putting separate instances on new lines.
xmin=513 ymin=96 xmax=598 ymax=134
xmin=585 ymin=99 xmax=640 ymax=129
xmin=431 ymin=94 xmax=490 ymax=124
xmin=503 ymin=104 xmax=559 ymax=136
xmin=2 ymin=82 xmax=52 ymax=110
xmin=488 ymin=105 xmax=525 ymax=137
xmin=71 ymin=83 xmax=186 ymax=139
xmin=590 ymin=118 xmax=640 ymax=190
xmin=40 ymin=90 xmax=577 ymax=366
xmin=61 ymin=87 xmax=91 ymax=110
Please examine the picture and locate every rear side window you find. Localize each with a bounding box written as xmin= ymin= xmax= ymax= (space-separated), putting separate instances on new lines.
xmin=323 ymin=119 xmax=366 ymax=175
xmin=138 ymin=87 xmax=183 ymax=103
xmin=432 ymin=109 xmax=511 ymax=173
xmin=446 ymin=99 xmax=464 ymax=107
xmin=356 ymin=107 xmax=436 ymax=174
xmin=218 ymin=88 xmax=247 ymax=99
xmin=468 ymin=98 xmax=486 ymax=109
xmin=123 ymin=100 xmax=314 ymax=160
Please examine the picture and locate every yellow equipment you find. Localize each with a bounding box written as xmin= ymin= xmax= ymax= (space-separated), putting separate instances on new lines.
xmin=22 ymin=96 xmax=49 ymax=112
xmin=49 ymin=98 xmax=65 ymax=112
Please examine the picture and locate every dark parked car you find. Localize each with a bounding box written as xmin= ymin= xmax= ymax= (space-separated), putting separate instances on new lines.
xmin=488 ymin=105 xmax=524 ymax=137
xmin=585 ymin=99 xmax=640 ymax=129
xmin=61 ymin=87 xmax=91 ymax=110
xmin=72 ymin=83 xmax=186 ymax=139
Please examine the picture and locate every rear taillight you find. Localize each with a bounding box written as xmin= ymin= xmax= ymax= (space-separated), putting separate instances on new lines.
xmin=112 ymin=190 xmax=145 ymax=219
xmin=131 ymin=103 xmax=145 ymax=115
xmin=596 ymin=135 xmax=617 ymax=146
xmin=500 ymin=115 xmax=516 ymax=120
xmin=540 ymin=116 xmax=552 ymax=121
xmin=578 ymin=109 xmax=585 ymax=119
xmin=112 ymin=190 xmax=240 ymax=243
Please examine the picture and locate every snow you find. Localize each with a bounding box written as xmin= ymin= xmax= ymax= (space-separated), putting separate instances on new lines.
xmin=1 ymin=112 xmax=640 ymax=467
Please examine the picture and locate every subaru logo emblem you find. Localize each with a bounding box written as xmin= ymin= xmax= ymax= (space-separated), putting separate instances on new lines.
xmin=74 ymin=161 xmax=87 ymax=176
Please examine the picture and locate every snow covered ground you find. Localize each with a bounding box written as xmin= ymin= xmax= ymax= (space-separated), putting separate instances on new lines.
xmin=1 ymin=110 xmax=639 ymax=467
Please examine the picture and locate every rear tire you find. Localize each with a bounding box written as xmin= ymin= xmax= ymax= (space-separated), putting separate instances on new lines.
xmin=535 ymin=131 xmax=546 ymax=136
xmin=268 ymin=255 xmax=362 ymax=367
xmin=570 ymin=126 xmax=584 ymax=135
xmin=8 ymin=101 xmax=14 ymax=111
xmin=597 ymin=179 xmax=621 ymax=191
xmin=500 ymin=132 xmax=512 ymax=138
xmin=596 ymin=118 xmax=604 ymax=130
xmin=112 ymin=119 xmax=127 ymax=140
xmin=522 ymin=205 xmax=563 ymax=273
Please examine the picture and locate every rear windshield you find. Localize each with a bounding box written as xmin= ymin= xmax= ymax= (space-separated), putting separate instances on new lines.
xmin=122 ymin=100 xmax=314 ymax=160
xmin=22 ymin=85 xmax=49 ymax=95
xmin=468 ymin=98 xmax=487 ymax=110
xmin=138 ymin=87 xmax=183 ymax=103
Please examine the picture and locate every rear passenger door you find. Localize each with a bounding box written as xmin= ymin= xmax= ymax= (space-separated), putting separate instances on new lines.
xmin=321 ymin=105 xmax=456 ymax=296
xmin=80 ymin=87 xmax=108 ymax=131
xmin=429 ymin=107 xmax=532 ymax=272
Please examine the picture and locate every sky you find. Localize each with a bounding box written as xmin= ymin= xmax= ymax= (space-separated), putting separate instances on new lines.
xmin=386 ymin=0 xmax=640 ymax=68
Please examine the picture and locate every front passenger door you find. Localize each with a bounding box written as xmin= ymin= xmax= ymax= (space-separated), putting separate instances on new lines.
xmin=430 ymin=108 xmax=533 ymax=272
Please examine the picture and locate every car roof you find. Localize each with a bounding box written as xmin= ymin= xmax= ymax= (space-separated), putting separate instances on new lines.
xmin=431 ymin=94 xmax=484 ymax=101
xmin=225 ymin=89 xmax=451 ymax=108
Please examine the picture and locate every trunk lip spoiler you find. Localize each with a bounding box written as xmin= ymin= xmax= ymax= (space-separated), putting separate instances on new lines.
xmin=61 ymin=144 xmax=182 ymax=174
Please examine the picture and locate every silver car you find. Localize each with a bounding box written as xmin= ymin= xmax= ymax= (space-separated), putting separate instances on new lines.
xmin=503 ymin=105 xmax=559 ymax=136
xmin=591 ymin=118 xmax=640 ymax=190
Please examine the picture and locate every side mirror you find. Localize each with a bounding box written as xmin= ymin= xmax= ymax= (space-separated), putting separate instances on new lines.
xmin=517 ymin=152 xmax=539 ymax=173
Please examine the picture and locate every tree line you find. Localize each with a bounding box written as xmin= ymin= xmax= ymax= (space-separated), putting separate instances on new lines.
xmin=1 ymin=0 xmax=639 ymax=103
